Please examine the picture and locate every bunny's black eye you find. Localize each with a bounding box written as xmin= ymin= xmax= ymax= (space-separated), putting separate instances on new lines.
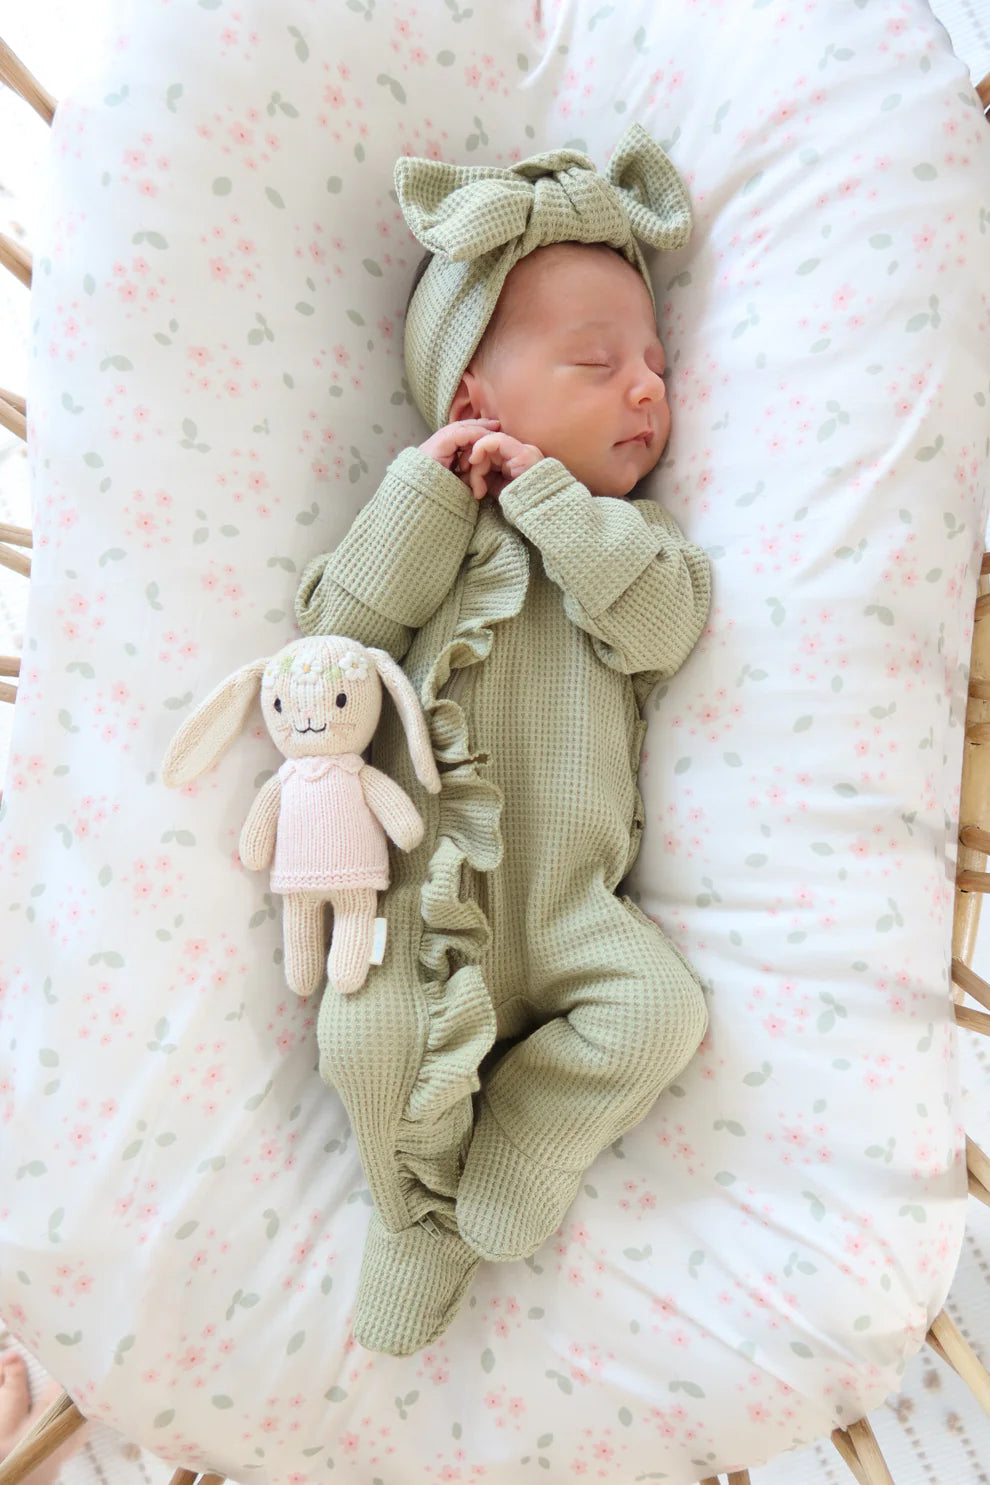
xmin=273 ymin=697 xmax=282 ymax=713
xmin=335 ymin=692 xmax=347 ymax=709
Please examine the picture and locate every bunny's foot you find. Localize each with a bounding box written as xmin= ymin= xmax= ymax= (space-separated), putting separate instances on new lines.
xmin=283 ymin=891 xmax=330 ymax=997
xmin=327 ymin=888 xmax=377 ymax=994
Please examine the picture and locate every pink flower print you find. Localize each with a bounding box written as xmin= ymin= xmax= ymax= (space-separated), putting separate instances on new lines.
xmin=209 ymin=258 xmax=230 ymax=283
xmin=763 ymin=1013 xmax=787 ymax=1039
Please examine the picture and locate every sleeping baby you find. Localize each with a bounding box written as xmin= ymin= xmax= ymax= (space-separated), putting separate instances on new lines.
xmin=295 ymin=121 xmax=712 ymax=1356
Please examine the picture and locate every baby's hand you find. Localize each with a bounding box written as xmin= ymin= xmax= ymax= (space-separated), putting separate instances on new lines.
xmin=419 ymin=418 xmax=503 ymax=497
xmin=466 ymin=432 xmax=544 ymax=501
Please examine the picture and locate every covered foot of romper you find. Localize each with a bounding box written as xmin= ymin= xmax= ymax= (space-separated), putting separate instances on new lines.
xmin=457 ymin=1099 xmax=583 ymax=1261
xmin=353 ymin=1210 xmax=481 ymax=1356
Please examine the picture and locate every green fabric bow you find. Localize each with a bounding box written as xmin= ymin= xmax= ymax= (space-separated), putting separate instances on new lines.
xmin=395 ymin=122 xmax=692 ymax=432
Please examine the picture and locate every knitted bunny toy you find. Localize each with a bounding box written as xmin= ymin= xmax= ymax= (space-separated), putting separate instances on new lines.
xmin=161 ymin=634 xmax=441 ymax=997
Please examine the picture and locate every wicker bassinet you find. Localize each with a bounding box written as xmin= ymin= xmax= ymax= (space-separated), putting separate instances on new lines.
xmin=0 ymin=32 xmax=989 ymax=1485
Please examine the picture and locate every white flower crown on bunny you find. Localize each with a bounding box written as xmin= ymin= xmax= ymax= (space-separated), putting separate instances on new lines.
xmin=161 ymin=635 xmax=440 ymax=997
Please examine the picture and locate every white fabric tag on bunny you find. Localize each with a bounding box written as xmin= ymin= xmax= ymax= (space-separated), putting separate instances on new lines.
xmin=369 ymin=918 xmax=387 ymax=966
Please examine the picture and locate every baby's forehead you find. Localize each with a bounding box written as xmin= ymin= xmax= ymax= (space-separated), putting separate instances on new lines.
xmin=499 ymin=245 xmax=658 ymax=334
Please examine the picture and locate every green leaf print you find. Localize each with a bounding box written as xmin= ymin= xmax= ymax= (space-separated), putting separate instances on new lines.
xmin=377 ymin=74 xmax=407 ymax=104
xmin=669 ymin=1380 xmax=705 ymax=1398
xmin=802 ymin=1190 xmax=826 ymax=1221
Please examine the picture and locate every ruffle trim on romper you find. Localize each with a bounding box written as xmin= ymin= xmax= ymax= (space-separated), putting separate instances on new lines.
xmin=396 ymin=504 xmax=530 ymax=1175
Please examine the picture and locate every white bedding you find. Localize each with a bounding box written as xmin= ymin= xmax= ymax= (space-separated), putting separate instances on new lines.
xmin=1 ymin=1 xmax=989 ymax=1481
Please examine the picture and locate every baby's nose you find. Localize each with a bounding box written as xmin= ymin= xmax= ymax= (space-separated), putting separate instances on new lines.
xmin=633 ymin=372 xmax=665 ymax=403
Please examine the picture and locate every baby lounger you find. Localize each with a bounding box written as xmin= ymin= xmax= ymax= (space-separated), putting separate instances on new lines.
xmin=2 ymin=2 xmax=990 ymax=1483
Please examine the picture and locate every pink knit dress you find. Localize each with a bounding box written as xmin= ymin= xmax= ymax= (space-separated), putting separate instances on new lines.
xmin=270 ymin=753 xmax=389 ymax=893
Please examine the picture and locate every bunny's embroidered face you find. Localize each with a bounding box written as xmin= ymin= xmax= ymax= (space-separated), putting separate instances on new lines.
xmin=260 ymin=637 xmax=383 ymax=760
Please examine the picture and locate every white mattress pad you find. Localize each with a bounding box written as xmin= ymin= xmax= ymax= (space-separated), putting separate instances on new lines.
xmin=1 ymin=1 xmax=989 ymax=1481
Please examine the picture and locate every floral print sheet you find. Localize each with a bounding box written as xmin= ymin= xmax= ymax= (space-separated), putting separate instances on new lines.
xmin=1 ymin=1 xmax=989 ymax=1482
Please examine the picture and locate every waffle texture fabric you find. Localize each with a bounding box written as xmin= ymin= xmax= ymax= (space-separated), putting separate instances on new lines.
xmin=396 ymin=120 xmax=692 ymax=432
xmin=295 ymin=444 xmax=711 ymax=1353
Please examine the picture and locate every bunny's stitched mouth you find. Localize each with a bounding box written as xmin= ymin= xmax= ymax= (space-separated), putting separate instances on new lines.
xmin=292 ymin=722 xmax=356 ymax=733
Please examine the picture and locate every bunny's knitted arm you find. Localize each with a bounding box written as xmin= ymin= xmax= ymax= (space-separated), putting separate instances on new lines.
xmin=499 ymin=458 xmax=711 ymax=681
xmin=295 ymin=446 xmax=479 ymax=661
xmin=239 ymin=772 xmax=282 ymax=871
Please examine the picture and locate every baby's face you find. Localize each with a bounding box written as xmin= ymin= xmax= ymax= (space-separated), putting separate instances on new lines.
xmin=459 ymin=244 xmax=669 ymax=499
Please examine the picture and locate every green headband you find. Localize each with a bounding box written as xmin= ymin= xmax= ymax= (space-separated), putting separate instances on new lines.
xmin=394 ymin=121 xmax=692 ymax=433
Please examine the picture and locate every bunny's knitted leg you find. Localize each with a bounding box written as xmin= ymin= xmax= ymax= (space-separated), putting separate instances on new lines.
xmin=326 ymin=887 xmax=377 ymax=994
xmin=457 ymin=884 xmax=708 ymax=1262
xmin=282 ymin=892 xmax=329 ymax=998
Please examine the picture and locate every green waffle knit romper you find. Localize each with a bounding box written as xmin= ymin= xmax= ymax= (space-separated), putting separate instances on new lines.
xmin=295 ymin=443 xmax=711 ymax=1355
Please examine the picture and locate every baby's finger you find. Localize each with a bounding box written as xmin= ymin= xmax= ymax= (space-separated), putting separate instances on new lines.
xmin=468 ymin=434 xmax=502 ymax=464
xmin=469 ymin=451 xmax=490 ymax=501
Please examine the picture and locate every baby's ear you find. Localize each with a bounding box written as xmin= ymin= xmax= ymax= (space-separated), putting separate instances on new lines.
xmin=448 ymin=367 xmax=485 ymax=424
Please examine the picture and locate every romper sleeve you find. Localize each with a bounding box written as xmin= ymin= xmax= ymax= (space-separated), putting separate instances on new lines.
xmin=498 ymin=456 xmax=711 ymax=683
xmin=295 ymin=445 xmax=480 ymax=661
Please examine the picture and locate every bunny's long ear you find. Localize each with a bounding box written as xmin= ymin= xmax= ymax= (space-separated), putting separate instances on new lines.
xmin=162 ymin=656 xmax=269 ymax=787
xmin=367 ymin=648 xmax=441 ymax=794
